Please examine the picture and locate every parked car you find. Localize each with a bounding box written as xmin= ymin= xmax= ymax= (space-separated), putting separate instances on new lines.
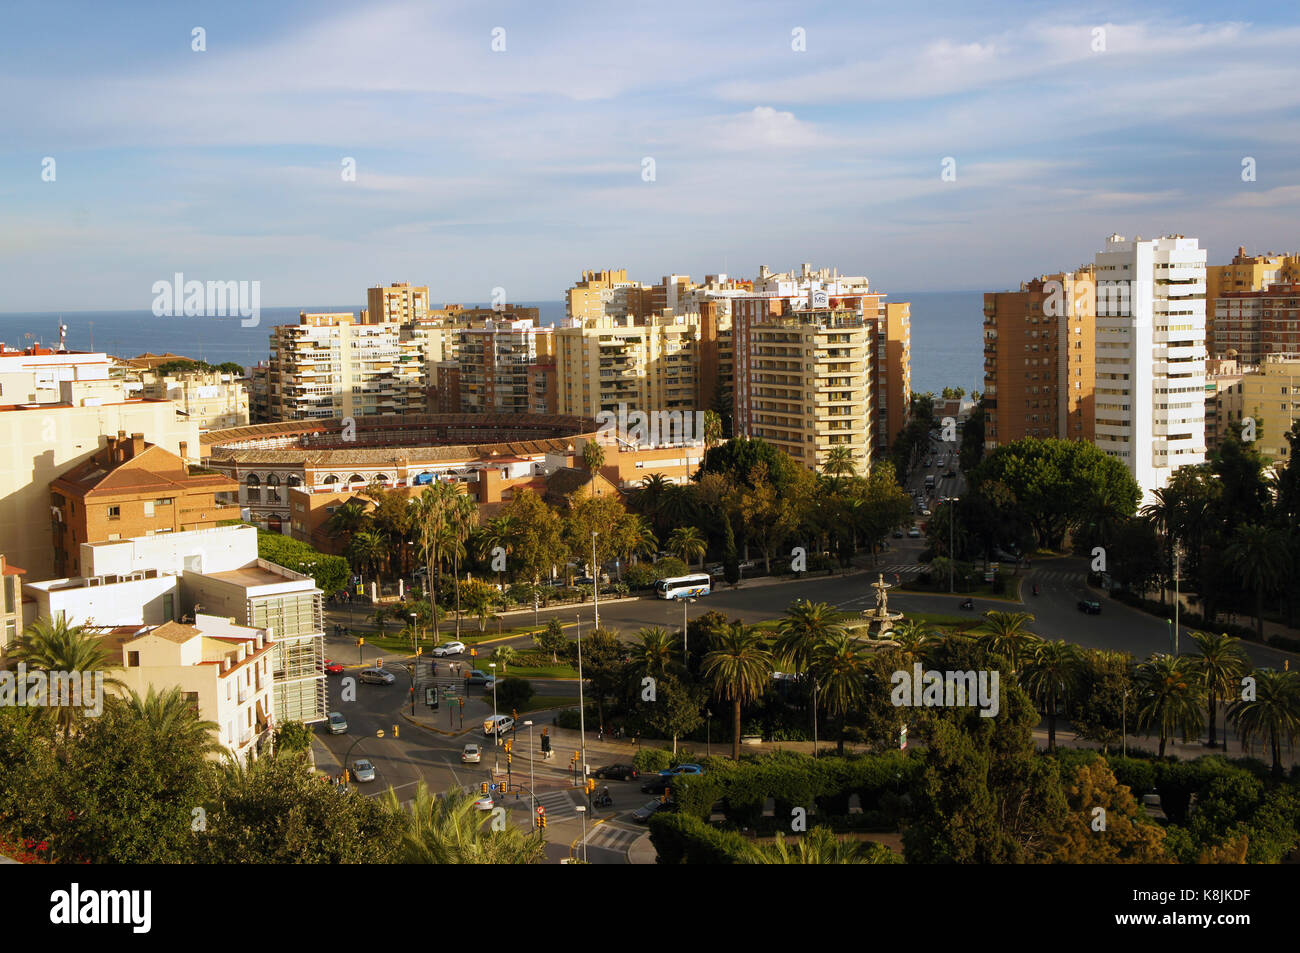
xmin=920 ymin=508 xmax=931 ymax=517
xmin=640 ymin=775 xmax=670 ymax=795
xmin=327 ymin=711 xmax=348 ymax=735
xmin=659 ymin=763 xmax=704 ymax=777
xmin=1077 ymin=600 xmax=1102 ymax=615
xmin=431 ymin=641 xmax=466 ymax=657
xmin=351 ymin=759 xmax=376 ymax=783
xmin=324 ymin=658 xmax=344 ymax=675
xmin=359 ymin=668 xmax=395 ymax=685
xmin=461 ymin=744 xmax=482 ymax=764
xmin=464 ymin=669 xmax=492 ymax=686
xmin=944 ymin=470 xmax=957 ymax=479
xmin=907 ymin=527 xmax=921 ymax=538
xmin=483 ymin=714 xmax=515 ymax=736
xmin=595 ymin=763 xmax=639 ymax=781
xmin=632 ymin=800 xmax=666 ymax=823
xmin=892 ymin=530 xmax=904 ymax=539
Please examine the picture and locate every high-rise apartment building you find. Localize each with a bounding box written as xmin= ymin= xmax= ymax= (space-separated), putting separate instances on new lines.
xmin=565 ymin=269 xmax=650 ymax=323
xmin=266 ymin=312 xmax=425 ymax=420
xmin=1212 ymin=282 xmax=1300 ymax=364
xmin=366 ymin=282 xmax=430 ymax=325
xmin=555 ymin=313 xmax=699 ymax=419
xmin=1205 ymin=248 xmax=1300 ymax=355
xmin=1204 ymin=357 xmax=1250 ymax=453
xmin=1092 ymin=234 xmax=1207 ymax=500
xmin=982 ymin=270 xmax=1097 ymax=452
xmin=456 ymin=319 xmax=556 ymax=414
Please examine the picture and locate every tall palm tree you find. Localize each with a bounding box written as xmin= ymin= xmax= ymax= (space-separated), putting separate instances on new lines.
xmin=702 ymin=623 xmax=774 ymax=759
xmin=324 ymin=500 xmax=370 ymax=544
xmin=658 ymin=485 xmax=700 ymax=534
xmin=1190 ymin=630 xmax=1249 ymax=748
xmin=666 ymin=526 xmax=707 ymax=570
xmin=1019 ymin=640 xmax=1083 ymax=750
xmin=412 ymin=482 xmax=460 ymax=642
xmin=347 ymin=530 xmax=387 ymax=587
xmin=476 ymin=515 xmax=517 ymax=575
xmin=773 ymin=600 xmax=847 ymax=674
xmin=1141 ymin=485 xmax=1182 ymax=606
xmin=973 ymin=610 xmax=1041 ymax=673
xmin=619 ymin=515 xmax=658 ymax=575
xmin=1225 ymin=524 xmax=1291 ymax=642
xmin=811 ymin=632 xmax=870 ymax=754
xmin=883 ymin=618 xmax=931 ymax=662
xmin=384 ymin=784 xmax=546 ymax=864
xmin=1134 ymin=654 xmax=1205 ymax=757
xmin=447 ymin=493 xmax=479 ymax=639
xmin=122 ymin=685 xmax=222 ymax=757
xmin=629 ymin=626 xmax=678 ymax=679
xmin=582 ymin=441 xmax=606 ymax=498
xmin=10 ymin=617 xmax=124 ymax=739
xmin=822 ymin=445 xmax=857 ymax=483
xmin=635 ymin=473 xmax=672 ymax=534
xmin=1227 ymin=669 xmax=1300 ymax=777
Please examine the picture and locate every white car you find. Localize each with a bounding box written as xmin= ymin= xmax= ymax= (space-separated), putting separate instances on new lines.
xmin=352 ymin=759 xmax=376 ymax=783
xmin=432 ymin=641 xmax=466 ymax=657
xmin=483 ymin=714 xmax=515 ymax=737
xmin=461 ymin=744 xmax=482 ymax=764
xmin=473 ymin=794 xmax=494 ymax=811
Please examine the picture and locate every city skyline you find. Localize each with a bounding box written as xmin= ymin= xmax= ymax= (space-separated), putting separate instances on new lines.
xmin=4 ymin=1 xmax=1300 ymax=310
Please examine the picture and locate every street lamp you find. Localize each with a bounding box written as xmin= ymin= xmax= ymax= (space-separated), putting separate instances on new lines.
xmin=575 ymin=804 xmax=588 ymax=863
xmin=591 ymin=531 xmax=599 ymax=631
xmin=524 ymin=719 xmax=536 ymax=829
xmin=705 ymin=708 xmax=711 ymax=758
xmin=576 ymin=613 xmax=587 ymax=789
xmin=410 ymin=611 xmax=418 ymax=655
xmin=489 ymin=662 xmax=499 ymax=770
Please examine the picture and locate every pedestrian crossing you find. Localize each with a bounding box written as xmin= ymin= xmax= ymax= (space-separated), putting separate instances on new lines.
xmin=584 ymin=823 xmax=643 ymax=852
xmin=1033 ymin=570 xmax=1086 ymax=584
xmin=535 ymin=788 xmax=580 ymax=820
xmin=873 ymin=564 xmax=925 ymax=576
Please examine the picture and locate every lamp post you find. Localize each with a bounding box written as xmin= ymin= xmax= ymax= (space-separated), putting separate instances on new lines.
xmin=410 ymin=611 xmax=418 ymax=655
xmin=489 ymin=662 xmax=499 ymax=771
xmin=575 ymin=804 xmax=588 ymax=863
xmin=524 ymin=719 xmax=536 ymax=830
xmin=1172 ymin=542 xmax=1181 ymax=656
xmin=591 ymin=531 xmax=599 ymax=631
xmin=576 ymin=613 xmax=587 ymax=788
xmin=1121 ymin=687 xmax=1129 ymax=758
xmin=705 ymin=708 xmax=711 ymax=758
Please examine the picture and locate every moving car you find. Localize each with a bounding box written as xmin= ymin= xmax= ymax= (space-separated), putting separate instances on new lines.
xmin=483 ymin=714 xmax=515 ymax=736
xmin=327 ymin=711 xmax=348 ymax=735
xmin=431 ymin=641 xmax=466 ymax=657
xmin=324 ymin=658 xmax=344 ymax=675
xmin=464 ymin=669 xmax=492 ymax=686
xmin=659 ymin=763 xmax=704 ymax=777
xmin=907 ymin=527 xmax=921 ymax=538
xmin=461 ymin=744 xmax=482 ymax=764
xmin=594 ymin=763 xmax=639 ymax=781
xmin=892 ymin=530 xmax=904 ymax=539
xmin=359 ymin=668 xmax=395 ymax=685
xmin=351 ymin=759 xmax=376 ymax=783
xmin=1077 ymin=600 xmax=1102 ymax=615
xmin=473 ymin=794 xmax=494 ymax=811
xmin=632 ymin=800 xmax=665 ymax=824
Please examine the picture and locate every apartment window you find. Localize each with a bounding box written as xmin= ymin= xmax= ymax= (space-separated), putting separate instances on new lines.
xmin=127 ymin=651 xmax=140 ymax=667
xmin=107 ymin=505 xmax=120 ymax=520
xmin=163 ymin=592 xmax=174 ymax=621
xmin=143 ymin=501 xmax=155 ymax=518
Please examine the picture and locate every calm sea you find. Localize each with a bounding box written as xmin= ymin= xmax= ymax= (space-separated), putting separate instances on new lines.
xmin=0 ymin=292 xmax=983 ymax=396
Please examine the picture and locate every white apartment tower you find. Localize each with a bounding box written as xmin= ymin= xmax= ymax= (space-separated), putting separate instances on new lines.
xmin=1092 ymin=234 xmax=1207 ymax=501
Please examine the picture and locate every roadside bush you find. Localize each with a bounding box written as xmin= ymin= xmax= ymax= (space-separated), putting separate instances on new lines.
xmin=667 ymin=772 xmax=724 ymax=822
xmin=632 ymin=747 xmax=672 ymax=773
xmin=495 ymin=677 xmax=534 ymax=711
xmin=648 ymin=811 xmax=748 ymax=864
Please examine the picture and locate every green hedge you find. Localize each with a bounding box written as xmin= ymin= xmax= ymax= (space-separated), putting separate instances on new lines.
xmin=648 ymin=811 xmax=749 ymax=863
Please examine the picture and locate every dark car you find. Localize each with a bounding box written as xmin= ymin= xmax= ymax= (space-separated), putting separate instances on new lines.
xmin=464 ymin=669 xmax=492 ymax=686
xmin=640 ymin=775 xmax=670 ymax=795
xmin=631 ymin=799 xmax=666 ymax=824
xmin=595 ymin=763 xmax=639 ymax=781
xmin=1077 ymin=600 xmax=1102 ymax=615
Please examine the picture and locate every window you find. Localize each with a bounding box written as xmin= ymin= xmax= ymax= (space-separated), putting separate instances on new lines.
xmin=107 ymin=505 xmax=120 ymax=520
xmin=163 ymin=592 xmax=174 ymax=621
xmin=143 ymin=501 xmax=154 ymax=518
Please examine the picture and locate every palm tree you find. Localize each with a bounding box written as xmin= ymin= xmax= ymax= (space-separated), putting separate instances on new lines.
xmin=1190 ymin=631 xmax=1249 ymax=748
xmin=372 ymin=607 xmax=388 ymax=635
xmin=629 ymin=626 xmax=678 ymax=679
xmin=1227 ymin=669 xmax=1300 ymax=777
xmin=774 ymin=600 xmax=847 ymax=674
xmin=10 ymin=617 xmax=124 ymax=739
xmin=324 ymin=500 xmax=370 ymax=543
xmin=666 ymin=526 xmax=707 ymax=570
xmin=619 ymin=515 xmax=658 ymax=575
xmin=702 ymin=623 xmax=774 ymax=759
xmin=384 ymin=784 xmax=546 ymax=864
xmin=582 ymin=441 xmax=606 ymax=497
xmin=461 ymin=581 xmax=499 ymax=633
xmin=347 ymin=530 xmax=387 ymax=587
xmin=122 ymin=685 xmax=222 ymax=757
xmin=1134 ymin=654 xmax=1205 ymax=757
xmin=1141 ymin=485 xmax=1182 ymax=605
xmin=491 ymin=645 xmax=517 ymax=674
xmin=446 ymin=493 xmax=478 ymax=638
xmin=1019 ymin=640 xmax=1083 ymax=750
xmin=635 ymin=473 xmax=672 ymax=534
xmin=743 ymin=826 xmax=886 ymax=864
xmin=822 ymin=445 xmax=856 ymax=483
xmin=1225 ymin=524 xmax=1292 ymax=642
xmin=883 ymin=618 xmax=931 ymax=662
xmin=973 ymin=610 xmax=1041 ymax=673
xmin=412 ymin=482 xmax=461 ymax=643
xmin=811 ymin=632 xmax=870 ymax=754
xmin=476 ymin=515 xmax=517 ymax=575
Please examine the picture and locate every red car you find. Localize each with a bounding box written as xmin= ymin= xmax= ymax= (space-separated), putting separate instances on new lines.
xmin=324 ymin=659 xmax=344 ymax=675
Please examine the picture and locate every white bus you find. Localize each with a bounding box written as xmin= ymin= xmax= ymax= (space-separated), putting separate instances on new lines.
xmin=655 ymin=573 xmax=711 ymax=600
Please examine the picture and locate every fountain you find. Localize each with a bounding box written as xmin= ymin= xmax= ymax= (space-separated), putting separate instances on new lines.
xmin=860 ymin=573 xmax=904 ymax=640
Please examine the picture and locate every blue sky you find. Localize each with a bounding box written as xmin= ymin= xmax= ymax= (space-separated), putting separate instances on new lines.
xmin=2 ymin=0 xmax=1299 ymax=310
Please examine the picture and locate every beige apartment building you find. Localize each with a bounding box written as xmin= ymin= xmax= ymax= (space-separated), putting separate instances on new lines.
xmin=266 ymin=312 xmax=426 ymax=421
xmin=456 ymin=320 xmax=556 ymax=414
xmin=1 ymin=554 xmax=23 ymax=661
xmin=983 ymin=269 xmax=1097 ymax=452
xmin=135 ymin=368 xmax=249 ymax=431
xmin=565 ymin=269 xmax=649 ymax=323
xmin=1240 ymin=355 xmax=1300 ymax=464
xmin=1204 ymin=357 xmax=1251 ymax=453
xmin=0 ymin=344 xmax=111 ymax=404
xmin=366 ymin=282 xmax=430 ymax=325
xmin=733 ymin=298 xmax=873 ymax=474
xmin=0 ymin=379 xmax=198 ymax=580
xmin=556 ymin=313 xmax=700 ymax=419
xmin=106 ymin=618 xmax=276 ymax=762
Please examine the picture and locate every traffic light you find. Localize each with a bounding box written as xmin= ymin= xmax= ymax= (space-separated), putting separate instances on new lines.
xmin=512 ymin=708 xmax=517 ymax=722
xmin=392 ymin=724 xmax=399 ymax=738
xmin=539 ymin=814 xmax=547 ymax=829
xmin=507 ymin=753 xmax=512 ymax=767
xmin=504 ymin=738 xmax=512 ymax=753
xmin=481 ymin=782 xmax=489 ymax=795
xmin=416 ymin=646 xmax=423 ymax=656
xmin=343 ymin=769 xmax=350 ymax=783
xmin=540 ymin=734 xmax=551 ymax=752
